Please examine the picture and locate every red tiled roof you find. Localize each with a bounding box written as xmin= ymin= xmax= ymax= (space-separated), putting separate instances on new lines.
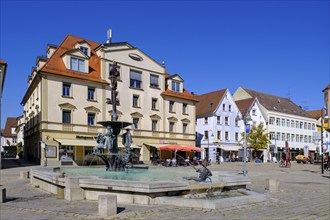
xmin=196 ymin=89 xmax=227 ymax=117
xmin=235 ymin=98 xmax=254 ymax=116
xmin=307 ymin=109 xmax=325 ymax=119
xmin=0 ymin=59 xmax=7 ymax=65
xmin=242 ymin=88 xmax=312 ymax=118
xmin=161 ymin=88 xmax=198 ymax=102
xmin=40 ymin=35 xmax=107 ymax=84
xmin=3 ymin=117 xmax=17 ymax=138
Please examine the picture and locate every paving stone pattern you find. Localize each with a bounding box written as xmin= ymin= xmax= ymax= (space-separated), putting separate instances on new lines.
xmin=0 ymin=159 xmax=329 ymax=220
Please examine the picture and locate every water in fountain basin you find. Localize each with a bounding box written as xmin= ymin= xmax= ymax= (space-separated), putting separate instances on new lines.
xmin=60 ymin=166 xmax=223 ymax=182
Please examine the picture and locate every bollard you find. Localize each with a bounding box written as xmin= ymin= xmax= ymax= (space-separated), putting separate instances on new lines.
xmin=0 ymin=186 xmax=6 ymax=203
xmin=98 ymin=195 xmax=117 ymax=217
xmin=265 ymin=178 xmax=280 ymax=192
xmin=20 ymin=171 xmax=30 ymax=179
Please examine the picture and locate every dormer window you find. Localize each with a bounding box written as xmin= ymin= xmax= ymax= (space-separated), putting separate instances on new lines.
xmin=172 ymin=81 xmax=180 ymax=92
xmin=70 ymin=57 xmax=85 ymax=72
xmin=80 ymin=46 xmax=89 ymax=56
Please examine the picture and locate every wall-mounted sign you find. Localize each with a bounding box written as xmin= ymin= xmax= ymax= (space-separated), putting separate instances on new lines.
xmin=45 ymin=146 xmax=57 ymax=158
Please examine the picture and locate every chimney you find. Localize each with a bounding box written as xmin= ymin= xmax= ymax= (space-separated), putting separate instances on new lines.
xmin=107 ymin=29 xmax=112 ymax=43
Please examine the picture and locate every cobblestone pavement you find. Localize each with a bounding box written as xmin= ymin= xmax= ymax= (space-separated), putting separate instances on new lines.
xmin=1 ymin=159 xmax=329 ymax=220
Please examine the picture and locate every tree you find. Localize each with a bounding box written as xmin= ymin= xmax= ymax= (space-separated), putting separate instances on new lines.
xmin=241 ymin=124 xmax=271 ymax=159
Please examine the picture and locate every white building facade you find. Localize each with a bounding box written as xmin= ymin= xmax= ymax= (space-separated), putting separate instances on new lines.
xmin=196 ymin=89 xmax=243 ymax=163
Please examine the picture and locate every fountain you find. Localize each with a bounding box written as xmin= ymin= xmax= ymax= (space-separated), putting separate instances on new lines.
xmin=92 ymin=62 xmax=136 ymax=172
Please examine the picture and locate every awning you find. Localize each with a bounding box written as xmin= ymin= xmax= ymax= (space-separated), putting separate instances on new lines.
xmin=55 ymin=139 xmax=140 ymax=148
xmin=218 ymin=146 xmax=242 ymax=151
xmin=144 ymin=143 xmax=171 ymax=148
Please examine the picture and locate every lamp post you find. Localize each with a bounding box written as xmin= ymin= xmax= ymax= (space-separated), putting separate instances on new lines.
xmin=321 ymin=108 xmax=325 ymax=174
xmin=207 ymin=130 xmax=214 ymax=161
xmin=237 ymin=113 xmax=252 ymax=176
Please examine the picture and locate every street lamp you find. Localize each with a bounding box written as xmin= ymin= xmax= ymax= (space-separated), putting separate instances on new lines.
xmin=207 ymin=130 xmax=214 ymax=161
xmin=320 ymin=107 xmax=326 ymax=174
xmin=237 ymin=113 xmax=252 ymax=176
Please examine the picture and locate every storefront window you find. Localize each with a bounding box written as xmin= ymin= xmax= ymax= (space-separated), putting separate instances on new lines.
xmin=59 ymin=146 xmax=74 ymax=160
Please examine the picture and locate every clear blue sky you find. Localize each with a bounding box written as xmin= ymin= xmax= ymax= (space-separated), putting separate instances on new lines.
xmin=1 ymin=0 xmax=329 ymax=128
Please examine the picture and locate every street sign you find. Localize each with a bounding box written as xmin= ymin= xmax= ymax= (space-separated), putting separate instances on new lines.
xmin=246 ymin=124 xmax=250 ymax=133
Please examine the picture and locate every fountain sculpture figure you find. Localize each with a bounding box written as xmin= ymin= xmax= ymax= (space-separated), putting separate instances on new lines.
xmin=93 ymin=62 xmax=134 ymax=171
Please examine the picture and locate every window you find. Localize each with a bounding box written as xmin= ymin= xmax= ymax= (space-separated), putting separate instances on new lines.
xmin=133 ymin=118 xmax=139 ymax=129
xmin=300 ymin=122 xmax=303 ymax=129
xmin=269 ymin=117 xmax=275 ymax=125
xmin=276 ymin=118 xmax=280 ymax=126
xmin=235 ymin=132 xmax=239 ymax=141
xmin=229 ymin=105 xmax=232 ymax=112
xmin=152 ymin=120 xmax=158 ymax=131
xmin=87 ymin=113 xmax=95 ymax=125
xmin=59 ymin=146 xmax=74 ymax=160
xmin=169 ymin=122 xmax=175 ymax=132
xmin=222 ymin=104 xmax=225 ymax=111
xmin=252 ymin=109 xmax=256 ymax=116
xmin=183 ymin=103 xmax=188 ymax=114
xmin=217 ymin=131 xmax=221 ymax=140
xmin=269 ymin=132 xmax=275 ymax=140
xmin=281 ymin=133 xmax=285 ymax=141
xmin=281 ymin=119 xmax=285 ymax=126
xmin=308 ymin=123 xmax=311 ymax=130
xmin=204 ymin=131 xmax=209 ymax=140
xmin=286 ymin=119 xmax=290 ymax=127
xmin=169 ymin=101 xmax=175 ymax=112
xmin=80 ymin=46 xmax=88 ymax=56
xmin=152 ymin=98 xmax=158 ymax=110
xmin=133 ymin=95 xmax=139 ymax=107
xmin=109 ymin=64 xmax=121 ymax=80
xmin=62 ymin=83 xmax=71 ymax=97
xmin=172 ymin=81 xmax=180 ymax=92
xmin=183 ymin=123 xmax=188 ymax=133
xmin=150 ymin=75 xmax=159 ymax=88
xmin=87 ymin=87 xmax=95 ymax=100
xmin=304 ymin=122 xmax=307 ymax=129
xmin=62 ymin=110 xmax=71 ymax=124
xmin=225 ymin=117 xmax=229 ymax=125
xmin=235 ymin=117 xmax=239 ymax=126
xmin=204 ymin=117 xmax=208 ymax=125
xmin=84 ymin=147 xmax=93 ymax=156
xmin=225 ymin=131 xmax=229 ymax=141
xmin=291 ymin=134 xmax=295 ymax=142
xmin=217 ymin=116 xmax=221 ymax=124
xmin=70 ymin=57 xmax=85 ymax=72
xmin=276 ymin=133 xmax=281 ymax=141
xmin=130 ymin=70 xmax=142 ymax=89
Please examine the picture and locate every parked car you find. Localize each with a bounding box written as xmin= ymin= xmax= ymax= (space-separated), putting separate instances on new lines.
xmin=295 ymin=155 xmax=314 ymax=164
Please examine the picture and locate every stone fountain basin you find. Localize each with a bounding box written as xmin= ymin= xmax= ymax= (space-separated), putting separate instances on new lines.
xmin=29 ymin=167 xmax=265 ymax=208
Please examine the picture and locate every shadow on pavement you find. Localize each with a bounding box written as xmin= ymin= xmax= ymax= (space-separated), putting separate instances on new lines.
xmin=1 ymin=158 xmax=39 ymax=169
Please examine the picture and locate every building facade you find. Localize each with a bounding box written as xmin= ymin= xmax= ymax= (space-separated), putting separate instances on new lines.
xmin=1 ymin=117 xmax=18 ymax=158
xmin=235 ymin=97 xmax=268 ymax=162
xmin=233 ymin=87 xmax=317 ymax=160
xmin=21 ymin=35 xmax=197 ymax=166
xmin=196 ymin=89 xmax=243 ymax=162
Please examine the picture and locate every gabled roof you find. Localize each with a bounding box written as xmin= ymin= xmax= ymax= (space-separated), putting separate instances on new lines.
xmin=235 ymin=98 xmax=255 ymax=117
xmin=307 ymin=109 xmax=325 ymax=119
xmin=3 ymin=117 xmax=18 ymax=138
xmin=40 ymin=34 xmax=107 ymax=84
xmin=322 ymin=84 xmax=330 ymax=92
xmin=241 ymin=88 xmax=312 ymax=118
xmin=196 ymin=89 xmax=227 ymax=117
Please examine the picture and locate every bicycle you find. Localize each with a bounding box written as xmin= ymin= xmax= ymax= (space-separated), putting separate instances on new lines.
xmin=279 ymin=159 xmax=291 ymax=168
